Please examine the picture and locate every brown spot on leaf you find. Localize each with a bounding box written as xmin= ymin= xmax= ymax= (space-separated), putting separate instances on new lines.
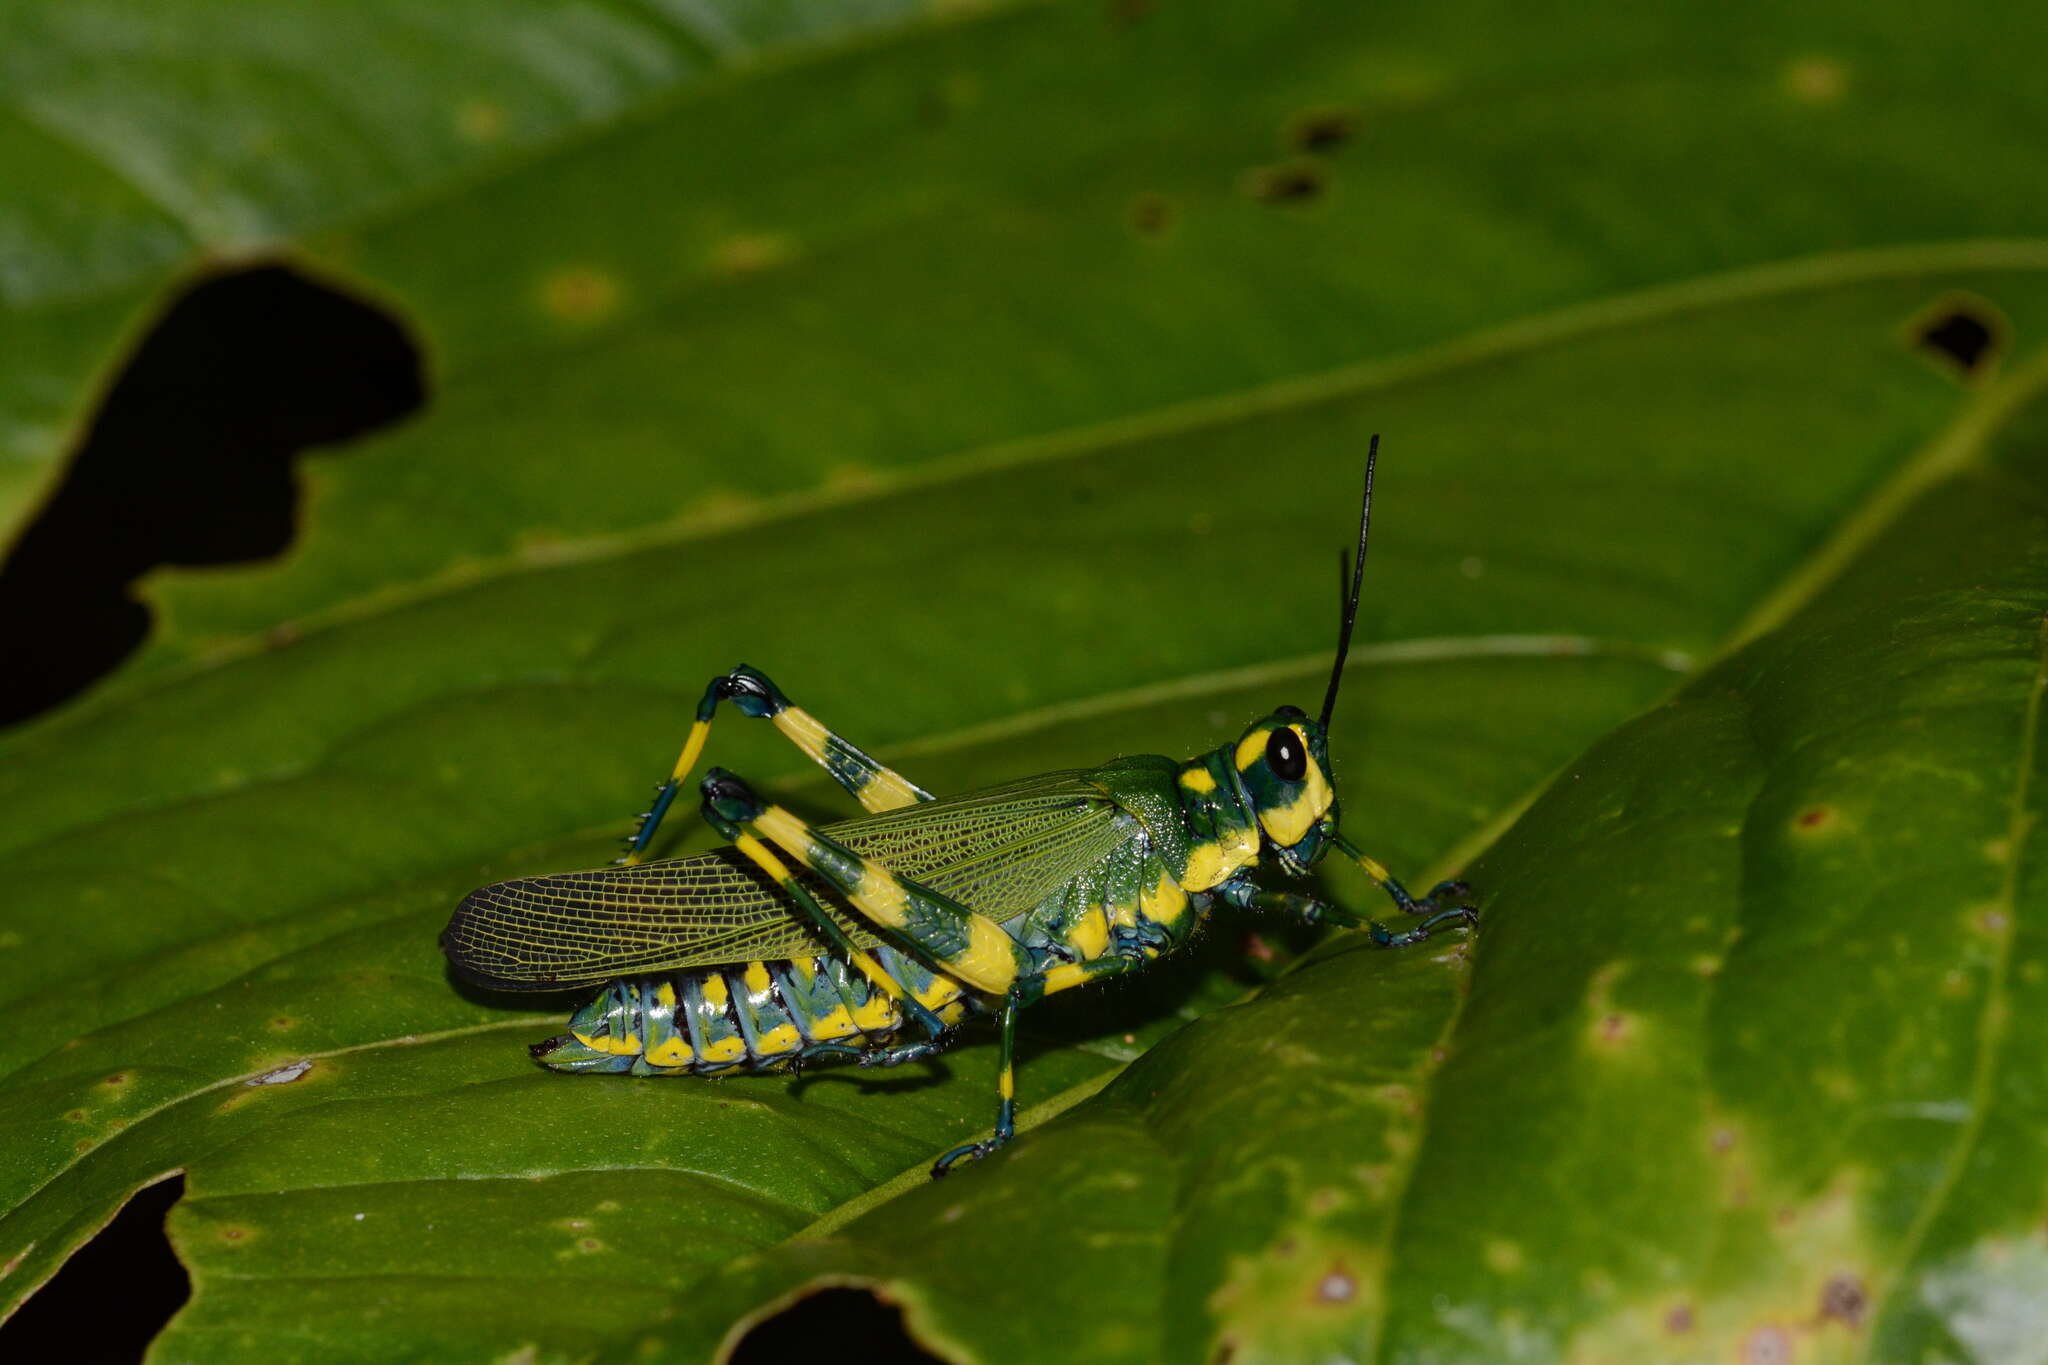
xmin=63 ymin=1109 xmax=86 ymax=1122
xmin=1794 ymin=806 xmax=1834 ymax=831
xmin=1289 ymin=110 xmax=1356 ymax=153
xmin=1820 ymin=1273 xmax=1867 ymax=1326
xmin=1243 ymin=161 xmax=1325 ymax=204
xmin=74 ymin=1139 xmax=93 ymax=1153
xmin=1665 ymin=1302 xmax=1695 ymax=1334
xmin=220 ymin=1225 xmax=250 ymax=1243
xmin=103 ymin=1073 xmax=127 ymax=1087
xmin=1128 ymin=193 xmax=1174 ymax=237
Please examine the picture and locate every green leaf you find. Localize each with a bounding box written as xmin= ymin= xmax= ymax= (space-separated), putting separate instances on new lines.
xmin=4 ymin=2 xmax=2048 ymax=1361
xmin=0 ymin=0 xmax=981 ymax=538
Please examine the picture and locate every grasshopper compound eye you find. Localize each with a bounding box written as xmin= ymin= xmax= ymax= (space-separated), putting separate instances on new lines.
xmin=1266 ymin=726 xmax=1307 ymax=781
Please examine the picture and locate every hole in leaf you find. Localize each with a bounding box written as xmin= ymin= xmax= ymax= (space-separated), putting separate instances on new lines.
xmin=728 ymin=1287 xmax=947 ymax=1365
xmin=0 ymin=263 xmax=425 ymax=728
xmin=1903 ymin=293 xmax=2007 ymax=382
xmin=1 ymin=1174 xmax=188 ymax=1361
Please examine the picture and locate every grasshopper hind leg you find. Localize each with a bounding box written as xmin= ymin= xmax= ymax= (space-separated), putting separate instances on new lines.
xmin=617 ymin=665 xmax=935 ymax=866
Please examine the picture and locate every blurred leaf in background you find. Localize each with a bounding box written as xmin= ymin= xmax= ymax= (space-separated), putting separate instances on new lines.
xmin=1 ymin=1 xmax=2045 ymax=1361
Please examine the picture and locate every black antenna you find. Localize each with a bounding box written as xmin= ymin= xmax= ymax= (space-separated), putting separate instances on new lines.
xmin=1318 ymin=433 xmax=1378 ymax=734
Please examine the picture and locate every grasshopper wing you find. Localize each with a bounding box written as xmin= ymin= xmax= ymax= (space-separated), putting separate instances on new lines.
xmin=443 ymin=771 xmax=1133 ymax=990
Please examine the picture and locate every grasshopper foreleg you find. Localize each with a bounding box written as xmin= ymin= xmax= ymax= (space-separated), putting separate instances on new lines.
xmin=1216 ymin=876 xmax=1478 ymax=948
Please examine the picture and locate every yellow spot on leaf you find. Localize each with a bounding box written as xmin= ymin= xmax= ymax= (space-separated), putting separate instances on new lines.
xmin=1782 ymin=56 xmax=1849 ymax=103
xmin=1484 ymin=1240 xmax=1524 ymax=1274
xmin=708 ymin=233 xmax=794 ymax=276
xmin=539 ymin=266 xmax=621 ymax=324
xmin=455 ymin=99 xmax=506 ymax=142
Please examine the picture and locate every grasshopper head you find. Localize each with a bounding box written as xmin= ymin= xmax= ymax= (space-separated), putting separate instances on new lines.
xmin=1233 ymin=706 xmax=1337 ymax=872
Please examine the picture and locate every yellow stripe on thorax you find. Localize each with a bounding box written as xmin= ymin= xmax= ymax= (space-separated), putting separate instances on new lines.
xmin=1180 ymin=831 xmax=1258 ymax=892
xmin=1140 ymin=872 xmax=1190 ymax=930
xmin=1041 ymin=961 xmax=1091 ymax=995
xmin=1067 ymin=905 xmax=1111 ymax=960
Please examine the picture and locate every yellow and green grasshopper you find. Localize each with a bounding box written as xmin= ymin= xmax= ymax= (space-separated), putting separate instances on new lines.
xmin=441 ymin=438 xmax=1477 ymax=1176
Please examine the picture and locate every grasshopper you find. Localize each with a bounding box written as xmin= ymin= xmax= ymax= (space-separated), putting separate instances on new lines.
xmin=442 ymin=437 xmax=1477 ymax=1175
